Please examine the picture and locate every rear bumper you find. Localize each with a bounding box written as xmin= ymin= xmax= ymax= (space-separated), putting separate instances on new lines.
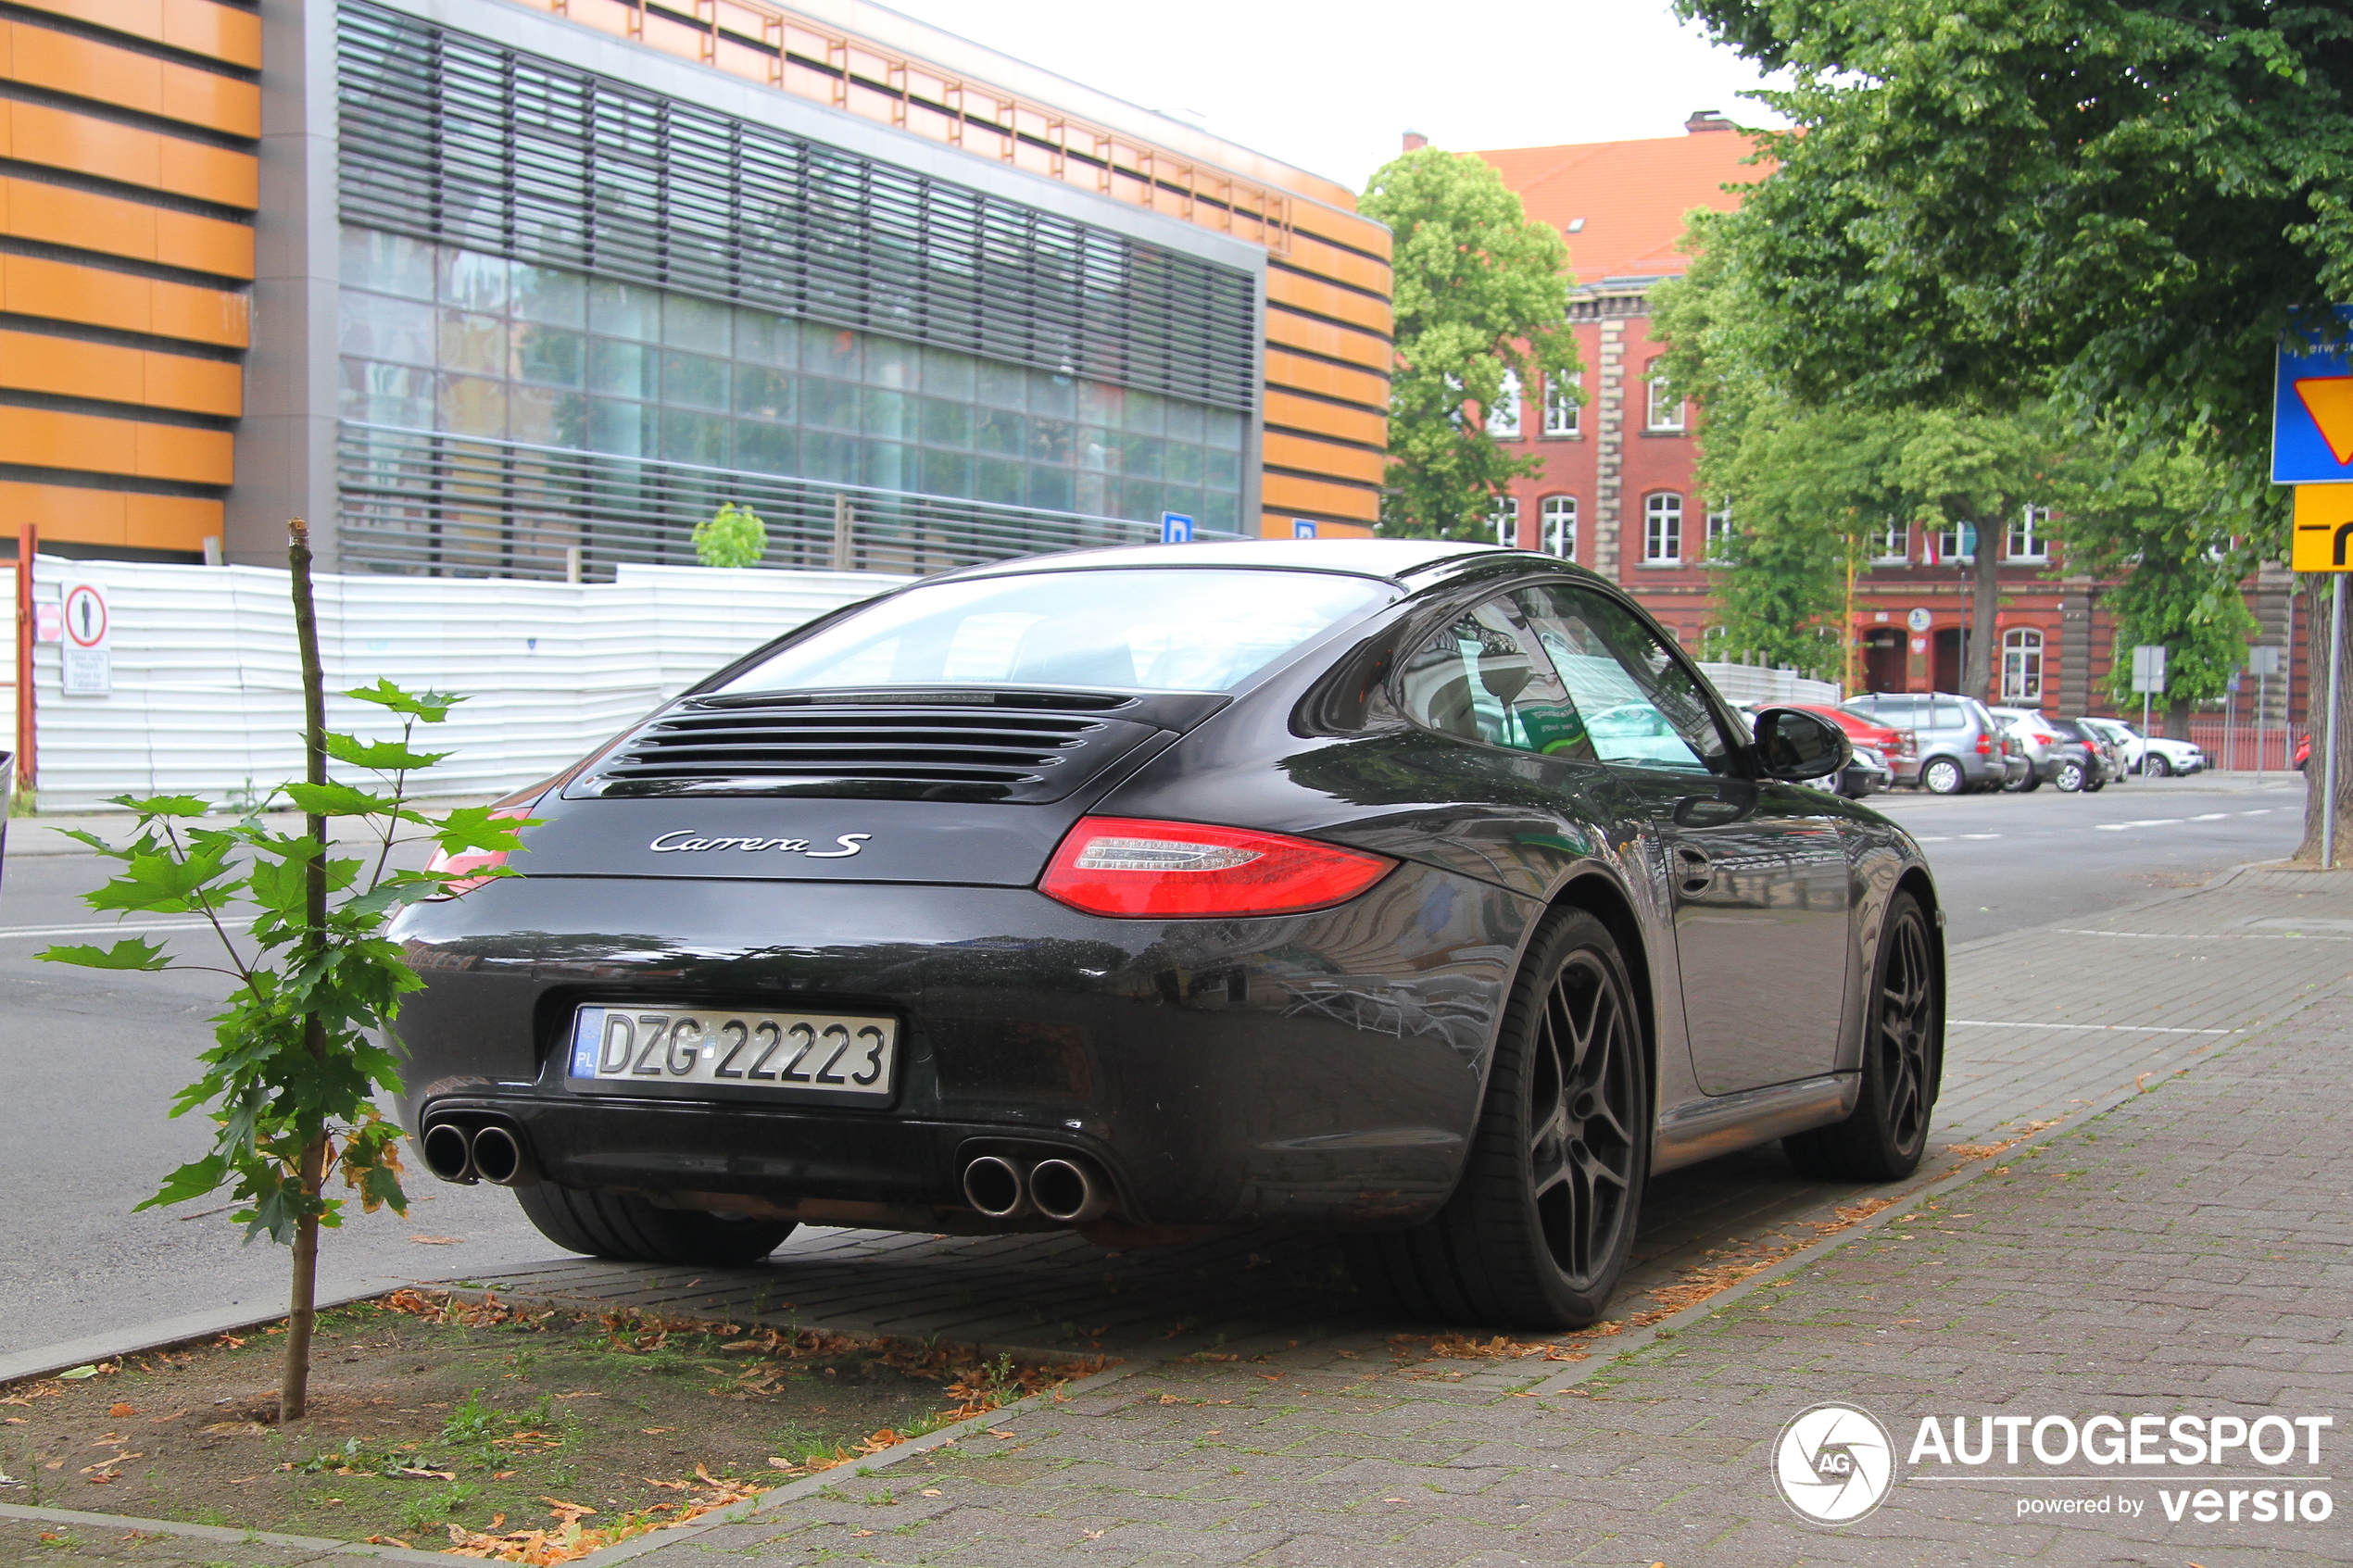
xmin=387 ymin=863 xmax=1533 ymax=1229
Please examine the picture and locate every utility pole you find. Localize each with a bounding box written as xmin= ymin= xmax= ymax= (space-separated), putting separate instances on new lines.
xmin=14 ymin=521 xmax=33 ymax=799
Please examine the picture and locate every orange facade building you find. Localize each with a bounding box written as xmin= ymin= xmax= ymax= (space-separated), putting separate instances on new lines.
xmin=1471 ymin=117 xmax=2303 ymax=727
xmin=2 ymin=0 xmax=1384 ymax=571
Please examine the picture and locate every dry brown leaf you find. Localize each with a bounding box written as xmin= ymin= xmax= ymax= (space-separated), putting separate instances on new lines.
xmin=407 ymin=1235 xmax=462 ymax=1246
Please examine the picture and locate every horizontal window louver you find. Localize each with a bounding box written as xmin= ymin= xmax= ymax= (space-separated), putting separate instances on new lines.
xmin=570 ymin=700 xmax=1166 ymax=803
xmin=335 ymin=423 xmax=1241 ymax=579
xmin=335 ymin=1 xmax=1257 ymax=415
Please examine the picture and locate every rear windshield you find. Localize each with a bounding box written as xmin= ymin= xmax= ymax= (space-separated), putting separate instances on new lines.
xmin=717 ymin=568 xmax=1391 ymax=696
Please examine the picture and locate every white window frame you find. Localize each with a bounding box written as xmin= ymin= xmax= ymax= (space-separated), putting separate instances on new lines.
xmin=1940 ymin=521 xmax=1976 ymax=563
xmin=1484 ymin=370 xmax=1522 ymax=438
xmin=1490 ymin=494 xmax=1520 ymax=547
xmin=1541 ymin=372 xmax=1581 ymax=436
xmin=1540 ymin=495 xmax=1577 ymax=558
xmin=1873 ymin=521 xmax=1909 ymax=564
xmin=1705 ymin=503 xmax=1733 ymax=556
xmin=1643 ymin=493 xmax=1683 ymax=563
xmin=1644 ymin=360 xmax=1684 ymax=432
xmin=2008 ymin=505 xmax=2049 ymax=562
xmin=2001 ymin=626 xmax=2045 ymax=702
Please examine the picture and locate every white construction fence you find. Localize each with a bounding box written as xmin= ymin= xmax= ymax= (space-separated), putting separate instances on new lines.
xmin=2 ymin=558 xmax=902 ymax=812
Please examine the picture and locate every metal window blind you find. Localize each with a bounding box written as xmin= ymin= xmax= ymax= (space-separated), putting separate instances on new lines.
xmin=336 ymin=1 xmax=1257 ymax=415
xmin=336 ymin=422 xmax=1241 ymax=580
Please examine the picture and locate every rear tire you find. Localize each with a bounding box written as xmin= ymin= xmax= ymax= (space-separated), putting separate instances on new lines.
xmin=1920 ymin=757 xmax=1965 ymax=795
xmin=515 ymin=1185 xmax=796 ymax=1266
xmin=1343 ymin=909 xmax=1647 ymax=1329
xmin=2054 ymin=760 xmax=2086 ymax=792
xmin=1783 ymin=891 xmax=1941 ymax=1183
xmin=2145 ymin=754 xmax=2171 ymax=778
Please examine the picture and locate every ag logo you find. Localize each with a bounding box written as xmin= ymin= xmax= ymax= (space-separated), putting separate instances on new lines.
xmin=1773 ymin=1402 xmax=1897 ymax=1524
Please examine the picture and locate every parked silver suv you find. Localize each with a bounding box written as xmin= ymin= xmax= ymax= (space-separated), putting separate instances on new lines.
xmin=1841 ymin=692 xmax=2009 ymax=794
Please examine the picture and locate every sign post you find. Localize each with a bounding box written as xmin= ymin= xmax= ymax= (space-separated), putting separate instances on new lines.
xmin=2131 ymin=644 xmax=2166 ymax=738
xmin=2279 ymin=312 xmax=2353 ymax=865
xmin=12 ymin=521 xmax=31 ymax=796
xmin=2251 ymin=646 xmax=2283 ymax=779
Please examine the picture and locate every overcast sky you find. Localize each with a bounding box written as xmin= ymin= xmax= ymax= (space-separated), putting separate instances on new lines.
xmin=875 ymin=0 xmax=1790 ymax=194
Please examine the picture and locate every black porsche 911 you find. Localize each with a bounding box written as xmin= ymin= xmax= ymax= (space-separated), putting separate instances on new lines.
xmin=395 ymin=538 xmax=1943 ymax=1328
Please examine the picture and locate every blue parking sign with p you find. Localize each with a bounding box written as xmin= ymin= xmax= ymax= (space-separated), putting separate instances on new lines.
xmin=1161 ymin=511 xmax=1194 ymax=544
xmin=1291 ymin=519 xmax=1318 ymax=538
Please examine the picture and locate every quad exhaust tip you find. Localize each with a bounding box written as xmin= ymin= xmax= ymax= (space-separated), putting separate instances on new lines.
xmin=421 ymin=1121 xmax=537 ymax=1187
xmin=1027 ymin=1158 xmax=1113 ymax=1224
xmin=962 ymin=1152 xmax=1114 ymax=1223
xmin=961 ymin=1154 xmax=1030 ymax=1219
xmin=422 ymin=1122 xmax=476 ymax=1185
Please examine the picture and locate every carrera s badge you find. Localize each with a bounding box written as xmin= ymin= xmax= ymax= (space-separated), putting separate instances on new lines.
xmin=648 ymin=831 xmax=871 ymax=858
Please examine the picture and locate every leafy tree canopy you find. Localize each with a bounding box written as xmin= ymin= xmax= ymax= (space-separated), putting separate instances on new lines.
xmin=693 ymin=502 xmax=768 ymax=569
xmin=1671 ymin=0 xmax=2353 ymax=528
xmin=1359 ymin=149 xmax=1582 ymax=538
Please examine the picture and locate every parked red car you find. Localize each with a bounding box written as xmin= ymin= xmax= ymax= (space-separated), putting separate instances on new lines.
xmin=1785 ymin=703 xmax=1915 ymax=765
xmin=2296 ymin=732 xmax=2310 ymax=771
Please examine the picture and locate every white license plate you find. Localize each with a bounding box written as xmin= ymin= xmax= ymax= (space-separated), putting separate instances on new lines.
xmin=567 ymin=1005 xmax=898 ymax=1098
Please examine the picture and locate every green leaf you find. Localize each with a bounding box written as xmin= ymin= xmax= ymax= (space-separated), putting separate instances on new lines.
xmin=134 ymin=1152 xmax=229 ymax=1211
xmin=344 ymin=677 xmax=462 ymax=723
xmin=432 ymin=806 xmax=536 ymax=857
xmin=323 ymin=732 xmax=453 ymax=772
xmin=109 ymin=793 xmax=212 ymax=819
xmin=82 ymin=846 xmax=240 ymax=915
xmin=37 ymin=938 xmax=174 ymax=971
xmin=285 ymin=781 xmax=401 ymax=817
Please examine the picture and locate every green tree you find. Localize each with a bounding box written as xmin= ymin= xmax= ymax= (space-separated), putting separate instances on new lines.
xmin=1670 ymin=0 xmax=2353 ymax=520
xmin=2050 ymin=439 xmax=2260 ymax=731
xmin=692 ymin=502 xmax=768 ymax=568
xmin=1358 ymin=148 xmax=1582 ymax=538
xmin=36 ymin=523 xmax=533 ymax=1420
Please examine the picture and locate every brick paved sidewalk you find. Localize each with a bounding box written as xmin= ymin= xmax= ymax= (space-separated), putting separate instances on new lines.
xmin=615 ymin=989 xmax=2350 ymax=1566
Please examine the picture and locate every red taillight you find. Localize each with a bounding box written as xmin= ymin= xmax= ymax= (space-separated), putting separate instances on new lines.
xmin=1975 ymin=734 xmax=1993 ymax=755
xmin=1038 ymin=816 xmax=1395 ymax=918
xmin=425 ymin=807 xmax=533 ymax=897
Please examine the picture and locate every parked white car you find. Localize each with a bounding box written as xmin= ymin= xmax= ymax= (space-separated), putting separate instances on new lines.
xmin=2085 ymin=718 xmax=2206 ymax=777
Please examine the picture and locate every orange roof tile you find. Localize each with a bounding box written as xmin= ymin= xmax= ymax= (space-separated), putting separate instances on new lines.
xmin=1471 ymin=130 xmax=1773 ymax=286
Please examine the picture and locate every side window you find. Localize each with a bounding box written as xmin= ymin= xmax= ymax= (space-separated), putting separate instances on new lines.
xmin=1398 ymin=594 xmax=1596 ymax=759
xmin=1516 ymin=583 xmax=1731 ymax=773
xmin=1931 ymin=699 xmax=1966 ymax=730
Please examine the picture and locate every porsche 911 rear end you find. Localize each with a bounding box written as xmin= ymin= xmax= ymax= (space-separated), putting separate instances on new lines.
xmin=389 ymin=554 xmax=1523 ymax=1261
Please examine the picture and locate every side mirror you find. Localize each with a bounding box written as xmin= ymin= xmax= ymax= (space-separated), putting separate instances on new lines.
xmin=1752 ymin=708 xmax=1853 ymax=782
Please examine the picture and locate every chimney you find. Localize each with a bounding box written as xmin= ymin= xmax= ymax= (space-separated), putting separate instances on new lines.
xmin=1684 ymin=109 xmax=1731 ymax=133
xmin=1402 ymin=130 xmax=1428 ymax=152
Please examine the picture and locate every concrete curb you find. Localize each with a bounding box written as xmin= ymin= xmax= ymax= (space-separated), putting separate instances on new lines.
xmin=0 ymin=1291 xmax=376 ymax=1387
xmin=0 ymin=1502 xmax=455 ymax=1563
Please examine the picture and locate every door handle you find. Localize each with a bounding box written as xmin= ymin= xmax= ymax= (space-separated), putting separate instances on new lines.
xmin=1673 ymin=846 xmax=1713 ymax=897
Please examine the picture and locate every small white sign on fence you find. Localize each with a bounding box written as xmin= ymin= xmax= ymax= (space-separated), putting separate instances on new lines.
xmin=58 ymin=581 xmax=109 ymax=696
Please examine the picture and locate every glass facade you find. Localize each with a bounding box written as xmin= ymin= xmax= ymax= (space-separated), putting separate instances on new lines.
xmin=338 ymin=228 xmax=1247 ymax=533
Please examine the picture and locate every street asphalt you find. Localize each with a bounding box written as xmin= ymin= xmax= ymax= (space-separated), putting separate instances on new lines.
xmin=0 ymin=772 xmax=2310 ymax=1361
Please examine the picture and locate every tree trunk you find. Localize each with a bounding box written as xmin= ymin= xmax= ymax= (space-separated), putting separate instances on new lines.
xmin=2165 ymin=696 xmax=2192 ymax=740
xmin=1962 ymin=531 xmax=1999 ymax=699
xmin=281 ymin=1131 xmax=326 ymax=1423
xmin=282 ymin=520 xmax=332 ymax=1424
xmin=2296 ymin=573 xmax=2353 ymax=865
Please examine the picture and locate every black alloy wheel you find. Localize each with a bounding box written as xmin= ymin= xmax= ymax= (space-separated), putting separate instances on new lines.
xmin=2145 ymin=753 xmax=2171 ymax=778
xmin=1920 ymin=757 xmax=1965 ymax=795
xmin=1343 ymin=909 xmax=1647 ymax=1329
xmin=1784 ymin=890 xmax=1941 ymax=1183
xmin=516 ymin=1183 xmax=797 ymax=1266
xmin=2054 ymin=759 xmax=2087 ymax=792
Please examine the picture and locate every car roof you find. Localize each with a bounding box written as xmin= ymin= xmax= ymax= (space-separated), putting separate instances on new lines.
xmin=939 ymin=538 xmax=1515 ymax=583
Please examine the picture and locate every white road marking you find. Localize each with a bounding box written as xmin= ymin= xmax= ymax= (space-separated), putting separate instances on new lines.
xmin=1913 ymin=835 xmax=1953 ymax=843
xmin=0 ymin=918 xmax=250 ymax=941
xmin=2190 ymin=812 xmax=2230 ymax=821
xmin=1958 ymin=833 xmax=2002 ymax=840
xmin=1948 ymin=1020 xmax=2237 ymax=1035
xmin=2240 ymin=809 xmax=2274 ymax=815
xmin=2052 ymin=928 xmax=2353 ymax=942
xmin=2094 ymin=819 xmax=2186 ymax=831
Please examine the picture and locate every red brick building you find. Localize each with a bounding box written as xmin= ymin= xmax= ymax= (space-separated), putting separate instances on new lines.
xmin=1463 ymin=119 xmax=2306 ymax=743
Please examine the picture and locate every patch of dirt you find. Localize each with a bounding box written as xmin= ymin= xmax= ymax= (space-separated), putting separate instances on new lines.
xmin=0 ymin=1289 xmax=1100 ymax=1562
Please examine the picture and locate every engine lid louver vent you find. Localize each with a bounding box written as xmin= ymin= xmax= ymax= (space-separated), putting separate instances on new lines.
xmin=564 ymin=695 xmax=1174 ymax=803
